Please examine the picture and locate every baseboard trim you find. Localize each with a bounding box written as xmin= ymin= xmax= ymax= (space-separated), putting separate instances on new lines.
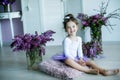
xmin=102 ymin=41 xmax=120 ymax=45
xmin=1 ymin=42 xmax=11 ymax=47
xmin=1 ymin=41 xmax=120 ymax=47
xmin=2 ymin=42 xmax=62 ymax=47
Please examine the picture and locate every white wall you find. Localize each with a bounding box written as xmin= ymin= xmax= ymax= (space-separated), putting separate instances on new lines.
xmin=41 ymin=0 xmax=83 ymax=46
xmin=21 ymin=0 xmax=83 ymax=46
xmin=41 ymin=0 xmax=65 ymax=46
xmin=82 ymin=0 xmax=120 ymax=42
xmin=21 ymin=0 xmax=120 ymax=46
xmin=65 ymin=0 xmax=82 ymax=17
xmin=65 ymin=0 xmax=83 ymax=39
xmin=21 ymin=0 xmax=41 ymax=34
xmin=21 ymin=0 xmax=65 ymax=46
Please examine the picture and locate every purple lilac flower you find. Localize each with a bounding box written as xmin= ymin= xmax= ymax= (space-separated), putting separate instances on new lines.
xmin=0 ymin=0 xmax=16 ymax=5
xmin=95 ymin=14 xmax=102 ymax=19
xmin=10 ymin=30 xmax=55 ymax=56
xmin=77 ymin=13 xmax=85 ymax=20
xmin=82 ymin=41 xmax=103 ymax=59
xmin=39 ymin=46 xmax=45 ymax=56
xmin=102 ymin=17 xmax=108 ymax=24
xmin=81 ymin=20 xmax=89 ymax=26
xmin=90 ymin=47 xmax=94 ymax=55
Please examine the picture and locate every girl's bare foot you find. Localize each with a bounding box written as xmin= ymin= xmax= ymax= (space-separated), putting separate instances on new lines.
xmin=87 ymin=69 xmax=99 ymax=75
xmin=102 ymin=69 xmax=119 ymax=76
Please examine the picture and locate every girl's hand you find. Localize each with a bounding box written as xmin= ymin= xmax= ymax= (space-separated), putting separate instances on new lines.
xmin=78 ymin=59 xmax=86 ymax=66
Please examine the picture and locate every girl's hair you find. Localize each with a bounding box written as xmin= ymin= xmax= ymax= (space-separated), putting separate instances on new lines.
xmin=63 ymin=14 xmax=78 ymax=31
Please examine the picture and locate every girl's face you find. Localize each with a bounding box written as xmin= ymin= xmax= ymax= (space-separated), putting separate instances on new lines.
xmin=66 ymin=21 xmax=78 ymax=36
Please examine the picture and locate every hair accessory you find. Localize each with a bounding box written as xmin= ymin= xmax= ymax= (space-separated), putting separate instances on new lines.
xmin=64 ymin=16 xmax=70 ymax=19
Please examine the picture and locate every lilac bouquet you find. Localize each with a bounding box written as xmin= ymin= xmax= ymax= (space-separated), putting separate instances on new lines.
xmin=77 ymin=1 xmax=120 ymax=59
xmin=0 ymin=0 xmax=16 ymax=5
xmin=77 ymin=13 xmax=107 ymax=29
xmin=10 ymin=30 xmax=55 ymax=56
xmin=77 ymin=0 xmax=120 ymax=31
xmin=10 ymin=30 xmax=55 ymax=69
xmin=82 ymin=41 xmax=103 ymax=59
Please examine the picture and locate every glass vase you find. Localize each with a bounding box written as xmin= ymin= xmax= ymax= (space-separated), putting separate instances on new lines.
xmin=90 ymin=26 xmax=102 ymax=55
xmin=26 ymin=49 xmax=42 ymax=70
xmin=90 ymin=26 xmax=102 ymax=46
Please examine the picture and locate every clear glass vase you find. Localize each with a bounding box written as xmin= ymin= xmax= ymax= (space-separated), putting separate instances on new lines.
xmin=90 ymin=26 xmax=102 ymax=55
xmin=26 ymin=49 xmax=42 ymax=70
xmin=90 ymin=26 xmax=102 ymax=47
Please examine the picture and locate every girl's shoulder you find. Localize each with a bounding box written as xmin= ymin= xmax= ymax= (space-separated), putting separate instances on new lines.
xmin=77 ymin=36 xmax=82 ymax=41
xmin=62 ymin=37 xmax=71 ymax=45
xmin=63 ymin=37 xmax=71 ymax=42
xmin=63 ymin=36 xmax=82 ymax=43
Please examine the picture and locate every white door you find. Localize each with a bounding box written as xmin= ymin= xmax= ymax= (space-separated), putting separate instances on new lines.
xmin=21 ymin=0 xmax=41 ymax=34
xmin=41 ymin=0 xmax=65 ymax=46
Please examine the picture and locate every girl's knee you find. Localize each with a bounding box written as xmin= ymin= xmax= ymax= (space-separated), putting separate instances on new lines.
xmin=64 ymin=58 xmax=74 ymax=63
xmin=86 ymin=60 xmax=94 ymax=65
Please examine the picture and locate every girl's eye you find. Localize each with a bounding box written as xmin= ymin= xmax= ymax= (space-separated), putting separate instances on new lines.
xmin=72 ymin=26 xmax=75 ymax=28
xmin=67 ymin=25 xmax=75 ymax=29
xmin=67 ymin=26 xmax=71 ymax=29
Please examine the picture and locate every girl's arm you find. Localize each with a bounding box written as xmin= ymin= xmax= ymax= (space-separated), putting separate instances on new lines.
xmin=63 ymin=38 xmax=73 ymax=59
xmin=77 ymin=37 xmax=83 ymax=59
xmin=77 ymin=38 xmax=86 ymax=66
xmin=77 ymin=37 xmax=86 ymax=66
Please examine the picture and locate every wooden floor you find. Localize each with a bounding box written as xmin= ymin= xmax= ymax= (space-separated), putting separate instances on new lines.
xmin=0 ymin=43 xmax=120 ymax=80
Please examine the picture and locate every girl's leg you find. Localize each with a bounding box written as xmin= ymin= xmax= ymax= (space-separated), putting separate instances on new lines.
xmin=85 ymin=60 xmax=104 ymax=72
xmin=85 ymin=60 xmax=119 ymax=76
xmin=64 ymin=58 xmax=99 ymax=74
xmin=101 ymin=69 xmax=119 ymax=76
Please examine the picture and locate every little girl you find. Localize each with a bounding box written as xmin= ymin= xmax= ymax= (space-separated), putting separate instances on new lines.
xmin=53 ymin=14 xmax=119 ymax=76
